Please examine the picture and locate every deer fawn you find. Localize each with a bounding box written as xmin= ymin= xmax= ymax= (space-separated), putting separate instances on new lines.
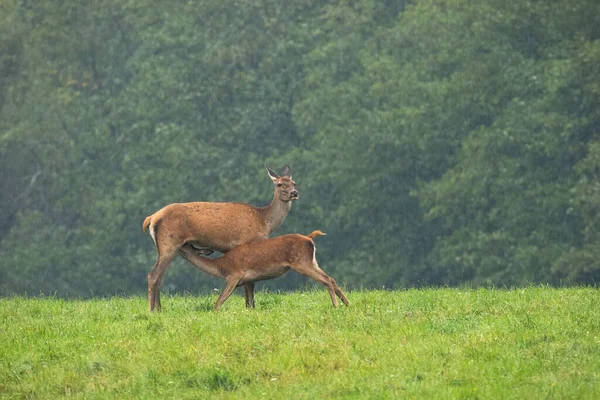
xmin=178 ymin=230 xmax=350 ymax=310
xmin=143 ymin=165 xmax=298 ymax=311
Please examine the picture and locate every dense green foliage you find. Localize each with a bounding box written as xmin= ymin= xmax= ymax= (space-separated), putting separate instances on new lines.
xmin=1 ymin=0 xmax=599 ymax=296
xmin=1 ymin=288 xmax=599 ymax=398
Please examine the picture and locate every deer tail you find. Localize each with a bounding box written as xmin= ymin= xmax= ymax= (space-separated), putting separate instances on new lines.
xmin=306 ymin=230 xmax=326 ymax=239
xmin=142 ymin=216 xmax=152 ymax=233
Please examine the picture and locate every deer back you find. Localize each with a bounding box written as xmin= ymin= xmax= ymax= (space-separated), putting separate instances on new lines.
xmin=152 ymin=201 xmax=269 ymax=252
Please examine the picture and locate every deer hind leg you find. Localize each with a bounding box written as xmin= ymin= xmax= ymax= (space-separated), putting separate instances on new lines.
xmin=244 ymin=282 xmax=256 ymax=308
xmin=214 ymin=275 xmax=242 ymax=311
xmin=147 ymin=237 xmax=181 ymax=312
xmin=293 ymin=261 xmax=349 ymax=307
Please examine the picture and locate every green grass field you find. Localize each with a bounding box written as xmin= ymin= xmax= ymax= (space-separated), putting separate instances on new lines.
xmin=1 ymin=287 xmax=599 ymax=399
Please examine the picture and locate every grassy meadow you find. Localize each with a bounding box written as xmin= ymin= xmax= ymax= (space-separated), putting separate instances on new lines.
xmin=1 ymin=287 xmax=599 ymax=399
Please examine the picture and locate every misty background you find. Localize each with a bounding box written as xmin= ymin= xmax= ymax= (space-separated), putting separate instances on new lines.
xmin=1 ymin=0 xmax=599 ymax=297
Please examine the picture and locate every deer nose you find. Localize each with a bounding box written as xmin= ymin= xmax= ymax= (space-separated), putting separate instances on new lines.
xmin=291 ymin=190 xmax=299 ymax=197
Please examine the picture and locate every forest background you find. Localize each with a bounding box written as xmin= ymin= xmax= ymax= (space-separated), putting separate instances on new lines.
xmin=1 ymin=0 xmax=599 ymax=297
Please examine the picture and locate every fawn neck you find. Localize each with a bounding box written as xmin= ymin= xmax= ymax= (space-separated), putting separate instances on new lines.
xmin=193 ymin=254 xmax=227 ymax=278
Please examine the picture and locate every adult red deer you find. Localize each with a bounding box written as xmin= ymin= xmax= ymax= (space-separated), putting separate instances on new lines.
xmin=142 ymin=165 xmax=298 ymax=311
xmin=178 ymin=230 xmax=350 ymax=310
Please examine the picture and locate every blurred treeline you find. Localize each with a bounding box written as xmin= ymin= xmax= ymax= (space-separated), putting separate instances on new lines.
xmin=1 ymin=0 xmax=599 ymax=297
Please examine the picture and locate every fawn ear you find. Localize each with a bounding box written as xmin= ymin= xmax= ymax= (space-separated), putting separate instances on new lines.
xmin=282 ymin=164 xmax=292 ymax=178
xmin=265 ymin=165 xmax=279 ymax=182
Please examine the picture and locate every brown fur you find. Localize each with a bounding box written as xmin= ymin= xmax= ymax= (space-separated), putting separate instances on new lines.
xmin=178 ymin=231 xmax=350 ymax=310
xmin=143 ymin=165 xmax=298 ymax=312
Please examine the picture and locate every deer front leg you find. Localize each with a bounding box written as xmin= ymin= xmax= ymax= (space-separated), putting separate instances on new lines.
xmin=244 ymin=282 xmax=256 ymax=308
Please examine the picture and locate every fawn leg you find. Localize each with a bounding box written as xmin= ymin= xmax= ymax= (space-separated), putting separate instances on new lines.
xmin=214 ymin=276 xmax=241 ymax=310
xmin=244 ymin=282 xmax=256 ymax=308
xmin=293 ymin=262 xmax=341 ymax=307
xmin=329 ymin=276 xmax=350 ymax=306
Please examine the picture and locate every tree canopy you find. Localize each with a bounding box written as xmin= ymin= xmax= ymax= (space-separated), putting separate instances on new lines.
xmin=1 ymin=0 xmax=599 ymax=297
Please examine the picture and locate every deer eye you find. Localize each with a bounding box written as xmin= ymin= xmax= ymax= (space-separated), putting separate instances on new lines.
xmin=277 ymin=183 xmax=283 ymax=187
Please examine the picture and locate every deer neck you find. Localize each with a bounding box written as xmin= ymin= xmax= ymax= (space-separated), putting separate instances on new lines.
xmin=262 ymin=195 xmax=292 ymax=235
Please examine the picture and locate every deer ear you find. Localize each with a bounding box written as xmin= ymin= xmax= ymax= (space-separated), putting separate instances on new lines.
xmin=265 ymin=165 xmax=279 ymax=182
xmin=282 ymin=164 xmax=292 ymax=178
